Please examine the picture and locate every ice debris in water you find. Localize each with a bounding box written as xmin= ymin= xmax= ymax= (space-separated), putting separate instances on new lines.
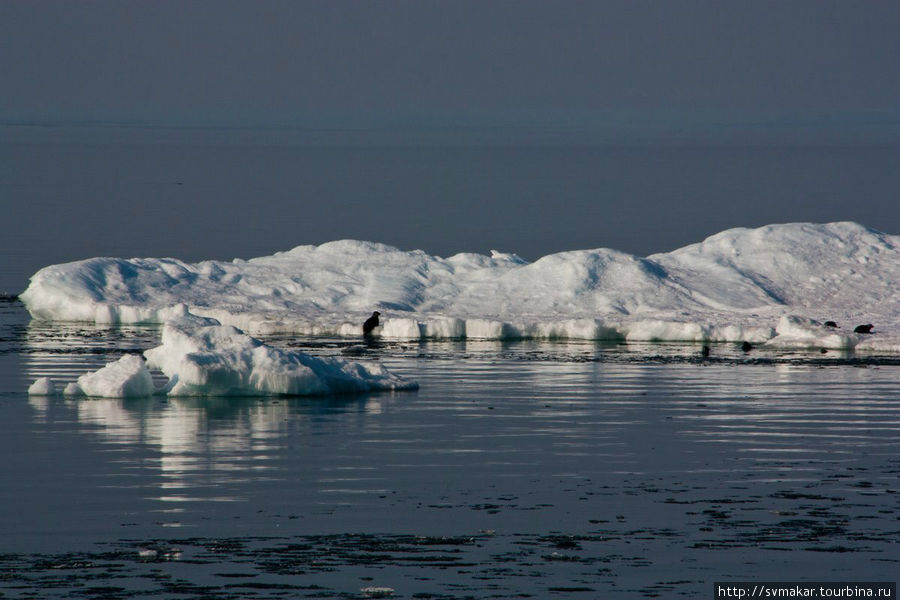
xmin=361 ymin=587 xmax=395 ymax=599
xmin=32 ymin=324 xmax=417 ymax=399
xmin=62 ymin=354 xmax=155 ymax=398
xmin=27 ymin=377 xmax=57 ymax=396
xmin=18 ymin=222 xmax=900 ymax=350
xmin=144 ymin=323 xmax=417 ymax=397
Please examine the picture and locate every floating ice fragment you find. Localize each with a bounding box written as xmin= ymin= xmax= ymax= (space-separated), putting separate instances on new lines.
xmin=27 ymin=377 xmax=56 ymax=396
xmin=361 ymin=587 xmax=395 ymax=598
xmin=143 ymin=323 xmax=417 ymax=396
xmin=59 ymin=322 xmax=417 ymax=398
xmin=66 ymin=354 xmax=156 ymax=398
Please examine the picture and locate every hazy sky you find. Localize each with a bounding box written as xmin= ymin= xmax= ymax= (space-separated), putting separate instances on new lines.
xmin=2 ymin=1 xmax=900 ymax=295
xmin=2 ymin=1 xmax=899 ymax=128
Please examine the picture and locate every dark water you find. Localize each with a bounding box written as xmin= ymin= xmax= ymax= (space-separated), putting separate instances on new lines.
xmin=1 ymin=298 xmax=898 ymax=598
xmin=3 ymin=124 xmax=900 ymax=296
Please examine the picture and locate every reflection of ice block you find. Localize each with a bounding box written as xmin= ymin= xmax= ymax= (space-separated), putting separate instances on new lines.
xmin=76 ymin=398 xmax=142 ymax=444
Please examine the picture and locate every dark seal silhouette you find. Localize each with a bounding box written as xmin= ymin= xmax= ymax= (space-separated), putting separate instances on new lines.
xmin=701 ymin=345 xmax=711 ymax=358
xmin=854 ymin=324 xmax=874 ymax=334
xmin=741 ymin=341 xmax=753 ymax=352
xmin=824 ymin=321 xmax=838 ymax=328
xmin=363 ymin=311 xmax=381 ymax=336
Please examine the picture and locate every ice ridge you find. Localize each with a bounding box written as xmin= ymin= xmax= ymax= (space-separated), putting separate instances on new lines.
xmin=20 ymin=222 xmax=900 ymax=352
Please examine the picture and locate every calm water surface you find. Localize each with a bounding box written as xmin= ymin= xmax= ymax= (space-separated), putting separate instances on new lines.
xmin=1 ymin=298 xmax=898 ymax=598
xmin=4 ymin=125 xmax=900 ymax=296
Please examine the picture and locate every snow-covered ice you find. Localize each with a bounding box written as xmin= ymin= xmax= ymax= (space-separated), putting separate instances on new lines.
xmin=144 ymin=323 xmax=417 ymax=397
xmin=36 ymin=324 xmax=417 ymax=399
xmin=27 ymin=377 xmax=57 ymax=396
xmin=20 ymin=222 xmax=900 ymax=352
xmin=63 ymin=354 xmax=155 ymax=398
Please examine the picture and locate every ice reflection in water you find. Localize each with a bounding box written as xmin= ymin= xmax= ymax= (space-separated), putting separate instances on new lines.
xmin=36 ymin=393 xmax=403 ymax=509
xmin=20 ymin=327 xmax=900 ymax=508
xmin=5 ymin=314 xmax=899 ymax=594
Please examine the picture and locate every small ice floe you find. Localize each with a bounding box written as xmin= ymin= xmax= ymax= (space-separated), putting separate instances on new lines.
xmin=63 ymin=354 xmax=155 ymax=398
xmin=144 ymin=323 xmax=418 ymax=396
xmin=27 ymin=377 xmax=57 ymax=396
xmin=55 ymin=321 xmax=417 ymax=398
xmin=136 ymin=546 xmax=182 ymax=561
xmin=543 ymin=551 xmax=579 ymax=561
xmin=361 ymin=587 xmax=395 ymax=598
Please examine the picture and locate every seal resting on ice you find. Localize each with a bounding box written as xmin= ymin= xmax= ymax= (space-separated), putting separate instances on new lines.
xmin=363 ymin=311 xmax=381 ymax=336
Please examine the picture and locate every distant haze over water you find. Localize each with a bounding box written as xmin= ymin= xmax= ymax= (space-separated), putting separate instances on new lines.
xmin=2 ymin=123 xmax=899 ymax=295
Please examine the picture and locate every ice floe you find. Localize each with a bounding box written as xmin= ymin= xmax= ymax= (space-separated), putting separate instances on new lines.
xmin=144 ymin=323 xmax=417 ymax=397
xmin=20 ymin=222 xmax=900 ymax=351
xmin=27 ymin=377 xmax=57 ymax=396
xmin=63 ymin=354 xmax=155 ymax=398
xmin=31 ymin=324 xmax=417 ymax=398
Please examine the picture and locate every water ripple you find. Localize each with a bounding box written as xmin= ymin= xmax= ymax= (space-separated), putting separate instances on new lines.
xmin=2 ymin=305 xmax=900 ymax=596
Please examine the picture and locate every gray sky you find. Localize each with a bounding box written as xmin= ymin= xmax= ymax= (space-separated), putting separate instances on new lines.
xmin=2 ymin=1 xmax=899 ymax=129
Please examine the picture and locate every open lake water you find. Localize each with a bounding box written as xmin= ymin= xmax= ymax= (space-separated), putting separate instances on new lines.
xmin=1 ymin=298 xmax=898 ymax=598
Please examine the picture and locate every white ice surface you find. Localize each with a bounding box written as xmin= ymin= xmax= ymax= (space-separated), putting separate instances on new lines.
xmin=20 ymin=222 xmax=900 ymax=351
xmin=36 ymin=324 xmax=417 ymax=398
xmin=63 ymin=354 xmax=155 ymax=398
xmin=144 ymin=323 xmax=417 ymax=396
xmin=27 ymin=377 xmax=57 ymax=396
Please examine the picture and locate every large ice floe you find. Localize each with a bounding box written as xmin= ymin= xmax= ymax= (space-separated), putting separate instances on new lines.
xmin=20 ymin=221 xmax=900 ymax=353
